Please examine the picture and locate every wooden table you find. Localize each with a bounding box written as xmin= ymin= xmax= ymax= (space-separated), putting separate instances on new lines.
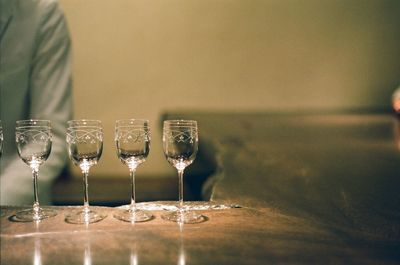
xmin=2 ymin=201 xmax=398 ymax=265
xmin=2 ymin=112 xmax=400 ymax=264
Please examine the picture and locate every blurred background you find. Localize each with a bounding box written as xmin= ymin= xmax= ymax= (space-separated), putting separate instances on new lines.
xmin=55 ymin=0 xmax=400 ymax=203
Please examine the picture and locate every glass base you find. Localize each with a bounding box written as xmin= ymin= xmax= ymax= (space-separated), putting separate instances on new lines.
xmin=114 ymin=208 xmax=153 ymax=223
xmin=65 ymin=208 xmax=107 ymax=224
xmin=15 ymin=208 xmax=57 ymax=222
xmin=161 ymin=210 xmax=205 ymax=224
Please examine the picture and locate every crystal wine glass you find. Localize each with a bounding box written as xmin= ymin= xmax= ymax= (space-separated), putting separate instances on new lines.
xmin=161 ymin=120 xmax=204 ymax=223
xmin=65 ymin=120 xmax=106 ymax=224
xmin=15 ymin=120 xmax=57 ymax=221
xmin=113 ymin=119 xmax=153 ymax=222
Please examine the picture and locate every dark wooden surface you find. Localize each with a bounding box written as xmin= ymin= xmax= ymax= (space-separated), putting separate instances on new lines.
xmin=167 ymin=112 xmax=400 ymax=262
xmin=2 ymin=112 xmax=400 ymax=264
xmin=1 ymin=202 xmax=399 ymax=265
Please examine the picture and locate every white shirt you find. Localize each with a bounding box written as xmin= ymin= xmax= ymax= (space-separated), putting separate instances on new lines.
xmin=0 ymin=0 xmax=73 ymax=205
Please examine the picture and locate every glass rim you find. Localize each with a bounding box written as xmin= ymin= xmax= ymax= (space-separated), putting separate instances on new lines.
xmin=115 ymin=119 xmax=149 ymax=125
xmin=67 ymin=119 xmax=102 ymax=127
xmin=16 ymin=119 xmax=51 ymax=127
xmin=163 ymin=119 xmax=197 ymax=125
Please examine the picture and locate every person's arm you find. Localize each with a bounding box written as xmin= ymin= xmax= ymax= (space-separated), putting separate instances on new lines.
xmin=0 ymin=1 xmax=72 ymax=205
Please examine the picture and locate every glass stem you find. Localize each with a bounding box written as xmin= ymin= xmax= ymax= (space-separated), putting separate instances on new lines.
xmin=82 ymin=170 xmax=90 ymax=213
xmin=129 ymin=168 xmax=137 ymax=212
xmin=32 ymin=168 xmax=40 ymax=214
xmin=178 ymin=169 xmax=184 ymax=212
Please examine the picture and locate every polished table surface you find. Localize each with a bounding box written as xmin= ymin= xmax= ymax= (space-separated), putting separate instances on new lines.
xmin=1 ymin=201 xmax=398 ymax=265
xmin=2 ymin=112 xmax=400 ymax=264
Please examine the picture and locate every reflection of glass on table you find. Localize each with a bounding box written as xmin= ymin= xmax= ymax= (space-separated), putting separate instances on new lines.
xmin=83 ymin=237 xmax=92 ymax=265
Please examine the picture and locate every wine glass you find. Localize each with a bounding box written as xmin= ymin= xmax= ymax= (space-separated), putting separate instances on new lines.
xmin=113 ymin=119 xmax=153 ymax=222
xmin=14 ymin=120 xmax=57 ymax=221
xmin=65 ymin=120 xmax=106 ymax=224
xmin=161 ymin=120 xmax=205 ymax=223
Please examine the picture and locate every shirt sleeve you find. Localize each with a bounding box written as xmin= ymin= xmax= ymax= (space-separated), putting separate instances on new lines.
xmin=0 ymin=0 xmax=73 ymax=205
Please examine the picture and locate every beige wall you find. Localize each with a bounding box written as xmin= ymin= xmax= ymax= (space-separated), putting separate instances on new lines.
xmin=59 ymin=0 xmax=400 ymax=178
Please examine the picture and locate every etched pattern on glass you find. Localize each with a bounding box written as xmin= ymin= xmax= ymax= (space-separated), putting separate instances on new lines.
xmin=15 ymin=128 xmax=52 ymax=165
xmin=164 ymin=129 xmax=197 ymax=144
xmin=13 ymin=120 xmax=56 ymax=222
xmin=65 ymin=120 xmax=106 ymax=224
xmin=16 ymin=129 xmax=51 ymax=144
xmin=116 ymin=128 xmax=150 ymax=143
xmin=66 ymin=129 xmax=103 ymax=144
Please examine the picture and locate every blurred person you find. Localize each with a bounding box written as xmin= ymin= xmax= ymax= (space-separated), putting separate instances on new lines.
xmin=0 ymin=0 xmax=73 ymax=205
